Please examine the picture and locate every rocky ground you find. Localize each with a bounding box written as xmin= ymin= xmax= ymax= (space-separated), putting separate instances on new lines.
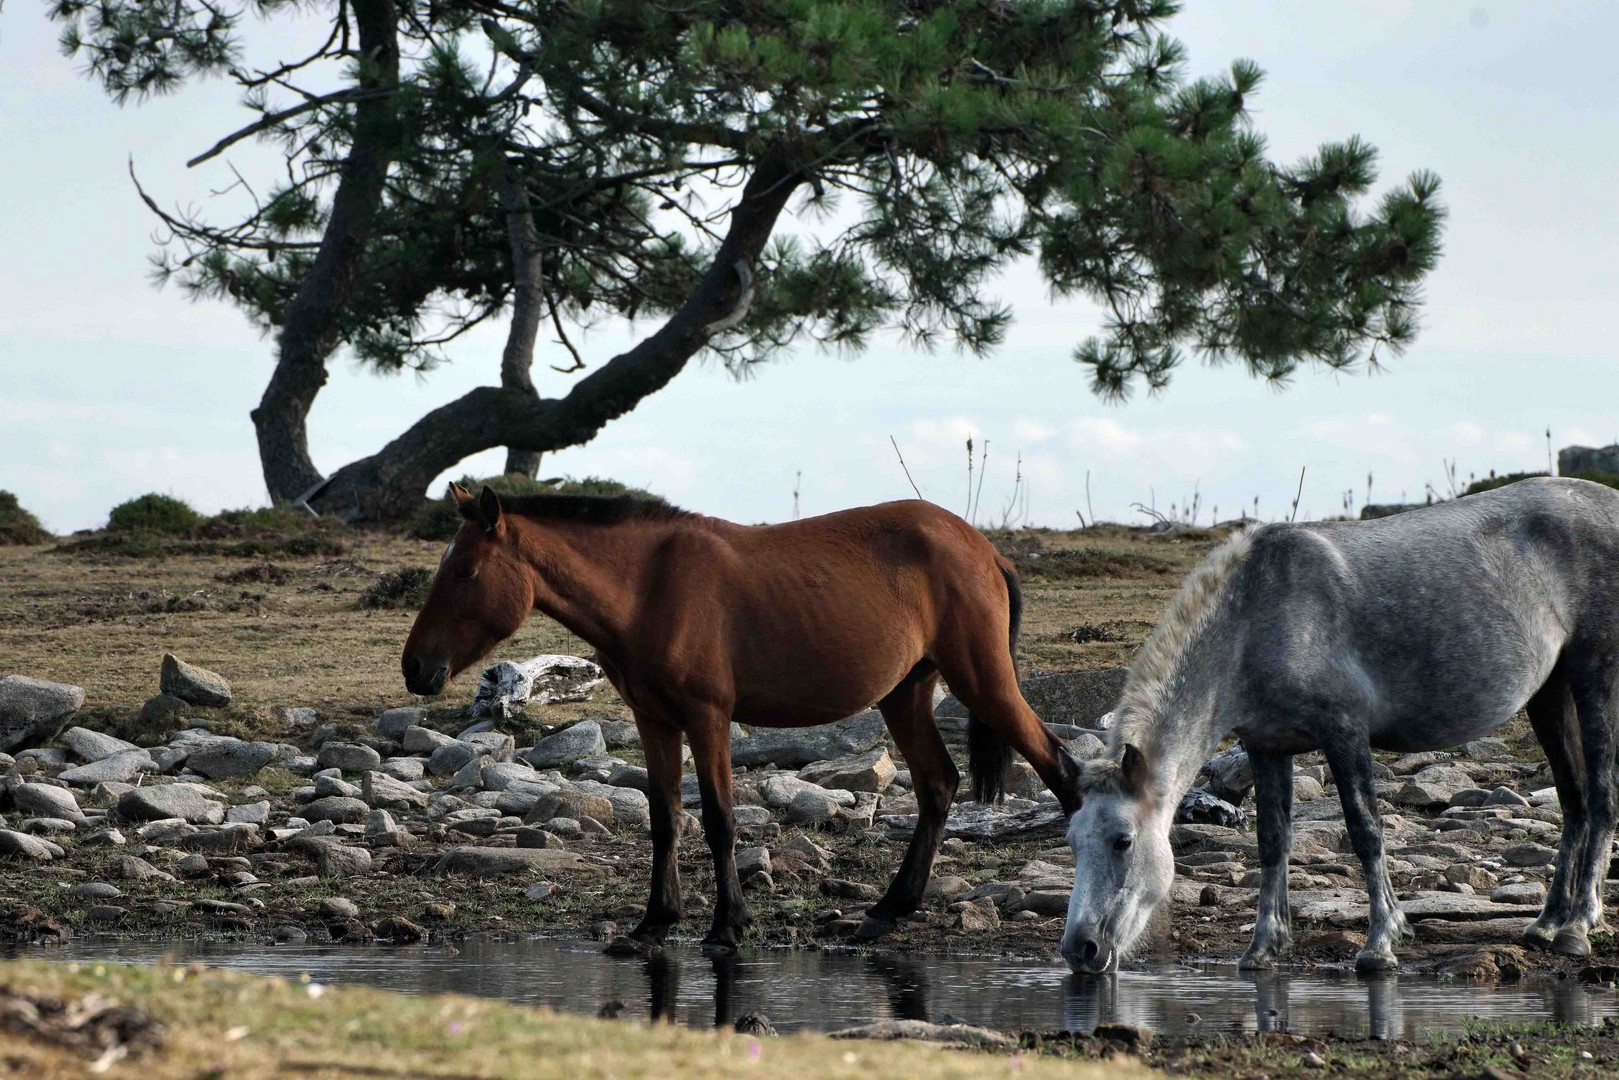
xmin=2 ymin=646 xmax=1616 ymax=993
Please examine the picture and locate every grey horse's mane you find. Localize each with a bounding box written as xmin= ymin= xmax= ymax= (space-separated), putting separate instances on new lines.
xmin=1104 ymin=524 xmax=1261 ymax=763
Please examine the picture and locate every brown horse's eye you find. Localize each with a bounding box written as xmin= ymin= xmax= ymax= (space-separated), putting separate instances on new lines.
xmin=455 ymin=565 xmax=478 ymax=582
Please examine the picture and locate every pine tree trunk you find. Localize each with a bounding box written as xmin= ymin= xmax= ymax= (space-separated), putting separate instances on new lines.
xmin=248 ymin=0 xmax=400 ymax=504
xmin=497 ymin=160 xmax=546 ymax=481
xmin=307 ymin=155 xmax=799 ymax=519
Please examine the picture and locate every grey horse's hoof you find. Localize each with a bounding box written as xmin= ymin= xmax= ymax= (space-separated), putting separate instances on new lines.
xmin=855 ymin=915 xmax=896 ymax=941
xmin=1237 ymin=949 xmax=1279 ymax=971
xmin=604 ymin=934 xmax=661 ymax=958
xmin=1355 ymin=948 xmax=1399 ymax=973
xmin=1521 ymin=922 xmax=1558 ymax=951
xmin=1552 ymin=926 xmax=1592 ymax=957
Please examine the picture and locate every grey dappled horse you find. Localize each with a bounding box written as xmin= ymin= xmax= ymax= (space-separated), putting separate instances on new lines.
xmin=1060 ymin=478 xmax=1619 ymax=974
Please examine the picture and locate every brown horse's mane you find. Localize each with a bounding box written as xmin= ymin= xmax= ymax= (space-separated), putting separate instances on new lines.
xmin=462 ymin=491 xmax=692 ymax=527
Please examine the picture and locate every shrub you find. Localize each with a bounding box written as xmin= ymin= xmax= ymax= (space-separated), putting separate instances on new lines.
xmin=0 ymin=491 xmax=52 ymax=545
xmin=106 ymin=493 xmax=201 ymax=533
xmin=408 ymin=474 xmax=643 ymax=541
xmin=360 ymin=567 xmax=434 ymax=609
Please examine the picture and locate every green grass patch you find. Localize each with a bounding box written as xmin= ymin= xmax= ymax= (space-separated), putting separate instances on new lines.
xmin=0 ymin=490 xmax=52 ymax=545
xmin=360 ymin=566 xmax=434 ymax=609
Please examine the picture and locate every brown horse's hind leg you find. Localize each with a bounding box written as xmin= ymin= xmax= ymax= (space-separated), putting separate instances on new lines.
xmin=685 ymin=709 xmax=750 ymax=954
xmin=935 ymin=637 xmax=1079 ymax=813
xmin=629 ymin=712 xmax=685 ymax=946
xmin=858 ymin=666 xmax=954 ymax=939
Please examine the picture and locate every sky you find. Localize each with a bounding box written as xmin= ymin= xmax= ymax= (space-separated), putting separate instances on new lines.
xmin=4 ymin=1 xmax=1617 ymax=533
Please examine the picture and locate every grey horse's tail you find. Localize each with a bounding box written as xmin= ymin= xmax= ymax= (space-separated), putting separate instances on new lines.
xmin=968 ymin=564 xmax=1021 ymax=804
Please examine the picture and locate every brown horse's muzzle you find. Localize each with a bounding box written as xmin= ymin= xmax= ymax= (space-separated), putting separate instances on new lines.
xmin=402 ymin=652 xmax=449 ymax=697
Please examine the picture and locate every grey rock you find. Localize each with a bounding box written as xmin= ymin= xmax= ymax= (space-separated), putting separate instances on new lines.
xmin=569 ymin=781 xmax=651 ymax=829
xmin=72 ymin=881 xmax=123 ymax=901
xmin=226 ymin=800 xmax=272 ymax=826
xmin=149 ymin=745 xmax=192 ymax=773
xmin=1197 ymin=745 xmax=1254 ymax=806
xmin=432 ymin=845 xmax=604 ymax=877
xmin=461 ymin=730 xmax=515 ymax=760
xmin=22 ymin=817 xmax=76 ymax=835
xmin=315 ymin=842 xmax=372 ymax=878
xmin=1394 ymin=765 xmax=1475 ymax=808
xmin=1492 ymin=881 xmax=1547 ymax=904
xmin=362 ymin=771 xmax=429 ymax=809
xmin=299 ymin=796 xmax=370 ymax=825
xmin=58 ymin=750 xmax=155 ymax=786
xmin=732 ymin=712 xmax=886 ymax=769
xmin=1463 ymin=737 xmax=1514 ymax=763
xmin=160 ymin=653 xmax=232 ymax=707
xmin=480 ymin=761 xmax=540 ymax=791
xmin=376 ymin=707 xmax=426 ymax=739
xmin=524 ymin=790 xmax=614 ymax=826
xmin=606 ymin=764 xmax=650 ymax=792
xmin=187 ymin=738 xmax=278 ymax=780
xmin=57 ymin=726 xmax=139 ymax=763
xmin=317 ymin=743 xmax=383 ymax=773
xmin=427 ymin=740 xmax=486 ymax=777
xmin=13 ymin=782 xmax=82 ymax=822
xmin=1064 ymin=732 xmax=1106 ymax=761
xmin=83 ymin=827 xmax=126 ymax=846
xmin=786 ymin=788 xmax=842 ymax=825
xmin=526 ymin=881 xmax=558 ymax=899
xmin=117 ymin=783 xmax=225 ymax=824
xmin=0 ymin=675 xmax=85 ymax=752
xmin=178 ymin=822 xmax=261 ymax=853
xmin=543 ymin=817 xmax=584 ymax=839
xmin=1483 ymin=785 xmax=1530 ymax=808
xmin=402 ymin=725 xmax=456 ymax=754
xmin=318 ymin=897 xmax=360 ymax=919
xmin=313 ymin=774 xmax=362 ymax=799
xmin=761 ymin=774 xmax=855 ymax=809
xmin=525 ymin=721 xmax=606 ymax=768
xmin=1177 ymin=788 xmax=1247 ymax=828
xmin=1501 ymin=842 xmax=1557 ymax=868
xmin=115 ymin=855 xmax=174 ymax=882
xmin=600 ymin=720 xmax=640 ymax=749
xmin=0 ymin=829 xmax=60 ymax=859
xmin=799 ymin=747 xmax=896 ymax=793
xmin=737 ymin=846 xmax=772 ymax=877
xmin=469 ymin=654 xmax=605 ymax=719
xmin=734 ymin=805 xmax=773 ymax=826
xmin=379 ymin=757 xmax=426 ymax=782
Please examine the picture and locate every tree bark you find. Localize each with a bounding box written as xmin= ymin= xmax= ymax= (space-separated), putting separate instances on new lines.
xmin=496 ymin=159 xmax=546 ymax=480
xmin=249 ymin=0 xmax=401 ymax=504
xmin=308 ymin=154 xmax=801 ymax=519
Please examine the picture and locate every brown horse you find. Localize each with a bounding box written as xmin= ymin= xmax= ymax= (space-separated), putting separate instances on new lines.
xmin=402 ymin=484 xmax=1080 ymax=953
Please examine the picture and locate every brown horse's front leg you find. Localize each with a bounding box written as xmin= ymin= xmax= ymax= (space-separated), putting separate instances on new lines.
xmin=630 ymin=713 xmax=685 ymax=946
xmin=687 ymin=711 xmax=749 ymax=954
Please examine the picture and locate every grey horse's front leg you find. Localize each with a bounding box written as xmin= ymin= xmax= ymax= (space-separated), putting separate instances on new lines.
xmin=1239 ymin=748 xmax=1294 ymax=970
xmin=1549 ymin=681 xmax=1617 ymax=957
xmin=1322 ymin=735 xmax=1408 ymax=972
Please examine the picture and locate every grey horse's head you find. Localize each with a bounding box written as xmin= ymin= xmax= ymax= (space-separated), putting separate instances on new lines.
xmin=1060 ymin=743 xmax=1173 ymax=974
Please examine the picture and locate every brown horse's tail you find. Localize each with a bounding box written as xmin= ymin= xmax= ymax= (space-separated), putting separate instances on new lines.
xmin=968 ymin=564 xmax=1021 ymax=804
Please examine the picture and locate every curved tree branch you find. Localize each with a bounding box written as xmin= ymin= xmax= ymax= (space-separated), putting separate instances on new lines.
xmin=310 ymin=151 xmax=803 ymax=519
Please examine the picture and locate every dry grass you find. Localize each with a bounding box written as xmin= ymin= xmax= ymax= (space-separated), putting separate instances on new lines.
xmin=0 ymin=525 xmax=1223 ymax=731
xmin=0 ymin=959 xmax=1138 ymax=1080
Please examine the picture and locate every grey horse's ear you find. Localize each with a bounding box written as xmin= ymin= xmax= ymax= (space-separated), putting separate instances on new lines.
xmin=1120 ymin=743 xmax=1149 ymax=795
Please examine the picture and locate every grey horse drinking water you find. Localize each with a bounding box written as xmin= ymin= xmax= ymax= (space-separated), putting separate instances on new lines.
xmin=1060 ymin=477 xmax=1619 ymax=974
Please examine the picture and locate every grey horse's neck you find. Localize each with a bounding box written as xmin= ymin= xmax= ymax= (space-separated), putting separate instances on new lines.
xmin=1106 ymin=525 xmax=1259 ymax=807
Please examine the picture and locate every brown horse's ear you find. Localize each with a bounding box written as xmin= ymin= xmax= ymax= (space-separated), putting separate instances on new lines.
xmin=449 ymin=482 xmax=473 ymax=503
xmin=1120 ymin=743 xmax=1149 ymax=795
xmin=477 ymin=485 xmax=503 ymax=534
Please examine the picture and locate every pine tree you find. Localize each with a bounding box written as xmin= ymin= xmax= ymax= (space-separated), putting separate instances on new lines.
xmin=49 ymin=0 xmax=1445 ymax=519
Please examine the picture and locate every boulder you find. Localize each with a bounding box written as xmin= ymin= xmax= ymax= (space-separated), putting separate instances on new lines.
xmin=431 ymin=845 xmax=606 ymax=877
xmin=427 ymin=740 xmax=486 ymax=777
xmin=569 ymin=781 xmax=652 ymax=829
xmin=480 ymin=761 xmax=541 ymax=791
xmin=0 ymin=829 xmax=60 ymax=860
xmin=760 ymin=774 xmax=855 ymax=809
xmin=57 ymin=727 xmax=138 ymax=763
xmin=116 ymin=783 xmax=225 ymax=824
xmin=375 ymin=707 xmax=426 ymax=739
xmin=1463 ymin=737 xmax=1514 ymax=763
xmin=402 ymin=725 xmax=456 ymax=754
xmin=12 ymin=782 xmax=83 ymax=822
xmin=799 ymin=747 xmax=896 ymax=793
xmin=1394 ymin=765 xmax=1475 ymax=808
xmin=115 ymin=855 xmax=174 ymax=882
xmin=600 ymin=720 xmax=640 ymax=749
xmin=0 ymin=675 xmax=85 ymax=752
xmin=379 ymin=757 xmax=427 ymax=783
xmin=731 ymin=712 xmax=886 ymax=769
xmin=469 ymin=654 xmax=605 ymax=719
xmin=315 ymin=842 xmax=373 ymax=878
xmin=299 ymin=796 xmax=371 ymax=824
xmin=159 ymin=653 xmax=232 ymax=707
xmin=786 ymin=789 xmax=842 ymax=826
xmin=138 ymin=694 xmax=189 ymax=725
xmin=186 ymin=738 xmax=278 ymax=780
xmin=524 ymin=790 xmax=614 ymax=826
xmin=524 ymin=721 xmax=606 ymax=768
xmin=1196 ymin=746 xmax=1254 ymax=806
xmin=57 ymin=750 xmax=155 ymax=786
xmin=317 ymin=743 xmax=383 ymax=773
xmin=1177 ymin=788 xmax=1246 ymax=828
xmin=226 ymin=800 xmax=272 ymax=826
xmin=362 ymin=771 xmax=429 ymax=809
xmin=606 ymin=764 xmax=650 ymax=792
xmin=314 ymin=774 xmax=362 ymax=799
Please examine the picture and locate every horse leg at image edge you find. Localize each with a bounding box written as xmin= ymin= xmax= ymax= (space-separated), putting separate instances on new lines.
xmin=628 ymin=713 xmax=685 ymax=946
xmin=858 ymin=670 xmax=956 ymax=938
xmin=686 ymin=711 xmax=750 ymax=953
xmin=1322 ymin=733 xmax=1409 ymax=972
xmin=1238 ymin=748 xmax=1295 ymax=970
xmin=1550 ymin=674 xmax=1618 ymax=957
xmin=1522 ymin=673 xmax=1588 ymax=950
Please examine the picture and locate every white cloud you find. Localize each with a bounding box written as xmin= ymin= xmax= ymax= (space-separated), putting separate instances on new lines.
xmin=1067 ymin=417 xmax=1141 ymax=454
xmin=1012 ymin=418 xmax=1056 ymax=443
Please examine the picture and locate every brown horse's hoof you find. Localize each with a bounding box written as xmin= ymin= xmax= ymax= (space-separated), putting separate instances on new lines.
xmin=604 ymin=934 xmax=661 ymax=958
xmin=854 ymin=916 xmax=895 ymax=941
